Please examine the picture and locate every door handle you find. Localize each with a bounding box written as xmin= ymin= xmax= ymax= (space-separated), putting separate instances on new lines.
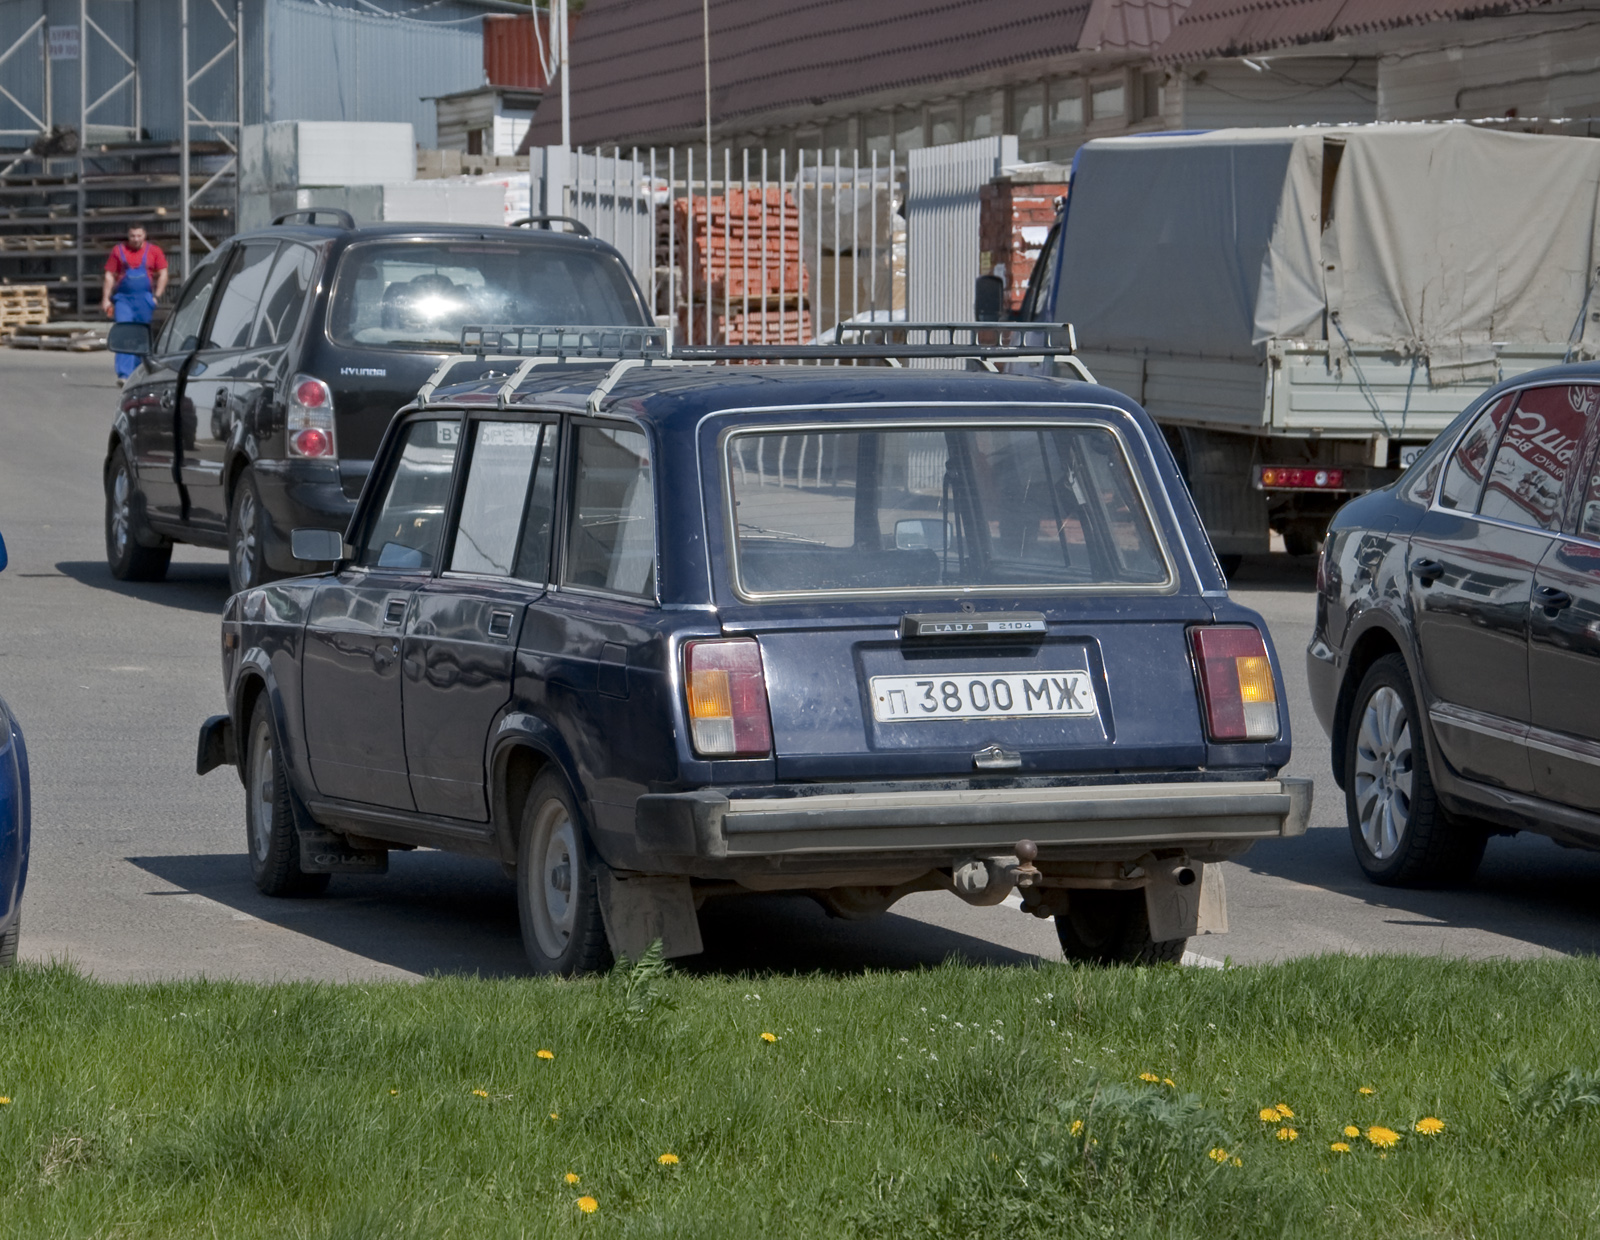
xmin=1534 ymin=585 xmax=1573 ymax=612
xmin=488 ymin=609 xmax=515 ymax=639
xmin=1412 ymin=558 xmax=1445 ymax=585
xmin=372 ymin=641 xmax=398 ymax=670
xmin=383 ymin=598 xmax=407 ymax=626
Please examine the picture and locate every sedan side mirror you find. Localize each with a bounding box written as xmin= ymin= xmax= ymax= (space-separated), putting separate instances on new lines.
xmin=974 ymin=274 xmax=1005 ymax=322
xmin=106 ymin=321 xmax=152 ymax=357
xmin=895 ymin=518 xmax=952 ymax=552
xmin=291 ymin=528 xmax=347 ymax=564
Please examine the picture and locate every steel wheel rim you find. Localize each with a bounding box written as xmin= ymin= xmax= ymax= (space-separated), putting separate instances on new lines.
xmin=1353 ymin=684 xmax=1413 ymax=860
xmin=233 ymin=488 xmax=257 ymax=587
xmin=110 ymin=466 xmax=131 ymax=557
xmin=528 ymin=800 xmax=578 ymax=959
xmin=249 ymin=719 xmax=275 ymax=863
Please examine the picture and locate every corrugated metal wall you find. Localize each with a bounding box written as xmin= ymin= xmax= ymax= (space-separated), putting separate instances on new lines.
xmin=906 ymin=136 xmax=1016 ymax=325
xmin=484 ymin=14 xmax=550 ymax=90
xmin=269 ymin=0 xmax=483 ymax=147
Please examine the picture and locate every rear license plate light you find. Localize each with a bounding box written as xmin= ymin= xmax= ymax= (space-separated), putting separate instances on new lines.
xmin=685 ymin=638 xmax=773 ymax=757
xmin=1190 ymin=626 xmax=1279 ymax=742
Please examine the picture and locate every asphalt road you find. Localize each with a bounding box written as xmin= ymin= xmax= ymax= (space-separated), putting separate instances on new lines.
xmin=1 ymin=349 xmax=1597 ymax=982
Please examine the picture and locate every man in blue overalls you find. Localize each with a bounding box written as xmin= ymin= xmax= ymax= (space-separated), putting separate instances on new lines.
xmin=100 ymin=225 xmax=169 ymax=381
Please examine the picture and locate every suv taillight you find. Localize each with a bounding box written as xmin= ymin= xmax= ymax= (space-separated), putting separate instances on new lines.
xmin=1190 ymin=626 xmax=1279 ymax=742
xmin=286 ymin=374 xmax=336 ymax=459
xmin=685 ymin=638 xmax=773 ymax=757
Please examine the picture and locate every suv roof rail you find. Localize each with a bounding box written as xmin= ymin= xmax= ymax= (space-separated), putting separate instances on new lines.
xmin=271 ymin=208 xmax=357 ymax=230
xmin=509 ymin=215 xmax=593 ymax=236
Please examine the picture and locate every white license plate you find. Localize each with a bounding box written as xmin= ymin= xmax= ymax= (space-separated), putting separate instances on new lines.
xmin=870 ymin=672 xmax=1097 ymax=722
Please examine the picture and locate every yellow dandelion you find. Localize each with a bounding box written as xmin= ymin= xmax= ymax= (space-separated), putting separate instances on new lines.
xmin=536 ymin=1049 xmax=555 ymax=1061
xmin=1208 ymin=1147 xmax=1229 ymax=1163
xmin=564 ymin=1172 xmax=580 ymax=1185
xmin=1276 ymin=1126 xmax=1299 ymax=1142
xmin=1330 ymin=1142 xmax=1351 ymax=1154
xmin=1415 ymin=1117 xmax=1445 ymax=1136
xmin=549 ymin=1112 xmax=560 ymax=1121
xmin=1231 ymin=1157 xmax=1243 ymax=1167
xmin=388 ymin=1089 xmax=398 ymax=1096
xmin=1366 ymin=1126 xmax=1400 ymax=1149
xmin=1358 ymin=1086 xmax=1376 ymax=1096
xmin=1068 ymin=1119 xmax=1083 ymax=1136
xmin=1139 ymin=1073 xmax=1161 ymax=1083
xmin=761 ymin=1031 xmax=778 ymax=1043
xmin=1274 ymin=1104 xmax=1295 ymax=1120
xmin=472 ymin=1089 xmax=488 ymax=1098
xmin=0 ymin=1098 xmax=11 ymax=1105
xmin=658 ymin=1153 xmax=680 ymax=1165
xmin=1258 ymin=1107 xmax=1280 ymax=1122
xmin=576 ymin=1195 xmax=598 ymax=1214
xmin=1343 ymin=1125 xmax=1361 ymax=1139
xmin=1162 ymin=1078 xmax=1176 ymax=1088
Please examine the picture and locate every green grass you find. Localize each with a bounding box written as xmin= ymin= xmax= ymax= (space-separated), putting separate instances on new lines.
xmin=0 ymin=953 xmax=1598 ymax=1238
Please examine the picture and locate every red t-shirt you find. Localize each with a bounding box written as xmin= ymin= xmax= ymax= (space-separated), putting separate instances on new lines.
xmin=104 ymin=242 xmax=167 ymax=277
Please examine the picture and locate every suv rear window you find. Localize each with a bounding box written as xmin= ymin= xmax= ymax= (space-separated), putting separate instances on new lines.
xmin=724 ymin=423 xmax=1170 ymax=597
xmin=328 ymin=240 xmax=643 ymax=350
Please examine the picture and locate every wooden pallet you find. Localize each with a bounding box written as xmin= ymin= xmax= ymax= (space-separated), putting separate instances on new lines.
xmin=0 ymin=284 xmax=50 ymax=327
xmin=0 ymin=234 xmax=74 ymax=253
xmin=3 ymin=322 xmax=105 ymax=351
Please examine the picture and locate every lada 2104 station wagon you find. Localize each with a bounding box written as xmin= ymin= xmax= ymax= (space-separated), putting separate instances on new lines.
xmin=198 ymin=326 xmax=1311 ymax=972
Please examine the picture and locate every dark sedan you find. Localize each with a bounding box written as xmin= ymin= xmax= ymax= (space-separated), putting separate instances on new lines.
xmin=1310 ymin=364 xmax=1600 ymax=884
xmin=0 ymin=529 xmax=31 ymax=966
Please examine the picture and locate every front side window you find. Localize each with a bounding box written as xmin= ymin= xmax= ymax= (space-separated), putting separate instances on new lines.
xmin=1478 ymin=384 xmax=1595 ymax=531
xmin=358 ymin=420 xmax=461 ymax=572
xmin=449 ymin=420 xmax=558 ymax=579
xmin=1438 ymin=394 xmax=1516 ymax=512
xmin=328 ymin=241 xmax=643 ymax=351
xmin=564 ymin=425 xmax=656 ymax=598
xmin=205 ymin=242 xmax=279 ymax=351
xmin=725 ymin=423 xmax=1169 ymax=597
xmin=158 ymin=250 xmax=225 ymax=354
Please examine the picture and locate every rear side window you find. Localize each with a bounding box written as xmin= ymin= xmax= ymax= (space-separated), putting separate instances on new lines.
xmin=564 ymin=425 xmax=656 ymax=598
xmin=328 ymin=241 xmax=643 ymax=351
xmin=158 ymin=251 xmax=225 ymax=353
xmin=205 ymin=242 xmax=278 ymax=351
xmin=252 ymin=244 xmax=318 ymax=348
xmin=1478 ymin=384 xmax=1595 ymax=531
xmin=449 ymin=420 xmax=558 ymax=579
xmin=1438 ymin=394 xmax=1515 ymax=512
xmin=358 ymin=420 xmax=461 ymax=572
xmin=724 ymin=423 xmax=1170 ymax=597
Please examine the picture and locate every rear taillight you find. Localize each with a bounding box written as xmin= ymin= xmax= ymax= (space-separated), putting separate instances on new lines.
xmin=286 ymin=374 xmax=336 ymax=459
xmin=1255 ymin=466 xmax=1345 ymax=490
xmin=685 ymin=638 xmax=773 ymax=757
xmin=1190 ymin=626 xmax=1279 ymax=742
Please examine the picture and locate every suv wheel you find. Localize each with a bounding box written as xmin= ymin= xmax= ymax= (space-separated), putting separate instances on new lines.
xmin=1054 ymin=889 xmax=1185 ymax=966
xmin=245 ymin=697 xmax=329 ymax=897
xmin=105 ymin=447 xmax=171 ymax=582
xmin=229 ymin=471 xmax=277 ymax=594
xmin=516 ymin=772 xmax=612 ymax=976
xmin=1344 ymin=654 xmax=1486 ymax=887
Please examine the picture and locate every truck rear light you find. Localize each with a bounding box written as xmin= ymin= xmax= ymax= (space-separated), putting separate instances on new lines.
xmin=1255 ymin=466 xmax=1344 ymax=490
xmin=685 ymin=638 xmax=773 ymax=757
xmin=1190 ymin=626 xmax=1279 ymax=742
xmin=286 ymin=374 xmax=336 ymax=459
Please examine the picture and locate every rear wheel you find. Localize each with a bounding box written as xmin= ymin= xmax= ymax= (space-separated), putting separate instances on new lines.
xmin=228 ymin=470 xmax=279 ymax=594
xmin=516 ymin=772 xmax=612 ymax=976
xmin=1054 ymin=889 xmax=1185 ymax=966
xmin=1344 ymin=654 xmax=1486 ymax=887
xmin=245 ymin=697 xmax=329 ymax=897
xmin=105 ymin=447 xmax=171 ymax=582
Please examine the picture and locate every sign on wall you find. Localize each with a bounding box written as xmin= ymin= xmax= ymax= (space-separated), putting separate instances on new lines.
xmin=47 ymin=25 xmax=79 ymax=61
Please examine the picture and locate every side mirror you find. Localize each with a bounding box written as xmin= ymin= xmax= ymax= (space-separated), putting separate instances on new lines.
xmin=107 ymin=321 xmax=152 ymax=357
xmin=290 ymin=528 xmax=347 ymax=564
xmin=895 ymin=518 xmax=952 ymax=552
xmin=974 ymin=274 xmax=1004 ymax=322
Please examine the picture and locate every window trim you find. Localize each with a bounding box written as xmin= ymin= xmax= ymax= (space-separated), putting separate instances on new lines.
xmin=716 ymin=417 xmax=1178 ymax=603
xmin=557 ymin=414 xmax=661 ymax=607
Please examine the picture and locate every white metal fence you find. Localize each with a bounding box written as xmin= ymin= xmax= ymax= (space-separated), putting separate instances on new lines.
xmin=907 ymin=135 xmax=1017 ymax=323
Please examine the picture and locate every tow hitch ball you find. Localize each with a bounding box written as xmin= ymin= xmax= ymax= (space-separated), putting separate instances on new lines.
xmin=950 ymin=839 xmax=1044 ymax=907
xmin=951 ymin=840 xmax=1200 ymax=917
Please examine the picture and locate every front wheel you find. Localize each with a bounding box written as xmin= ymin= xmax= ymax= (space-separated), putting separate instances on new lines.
xmin=244 ymin=697 xmax=329 ymax=897
xmin=516 ymin=772 xmax=612 ymax=976
xmin=1054 ymin=889 xmax=1185 ymax=966
xmin=105 ymin=448 xmax=171 ymax=582
xmin=1344 ymin=654 xmax=1486 ymax=887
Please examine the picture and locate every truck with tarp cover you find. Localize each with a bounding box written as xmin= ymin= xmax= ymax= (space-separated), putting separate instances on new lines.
xmin=1021 ymin=123 xmax=1600 ymax=561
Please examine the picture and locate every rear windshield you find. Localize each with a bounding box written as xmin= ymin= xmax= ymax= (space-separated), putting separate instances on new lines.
xmin=724 ymin=424 xmax=1170 ymax=597
xmin=328 ymin=240 xmax=643 ymax=350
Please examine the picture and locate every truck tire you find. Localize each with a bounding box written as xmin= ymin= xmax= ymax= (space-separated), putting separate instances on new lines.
xmin=1282 ymin=520 xmax=1323 ymax=558
xmin=1343 ymin=654 xmax=1486 ymax=887
xmin=0 ymin=908 xmax=18 ymax=969
xmin=516 ymin=771 xmax=612 ymax=977
xmin=105 ymin=447 xmax=171 ymax=582
xmin=1054 ymin=889 xmax=1186 ymax=965
xmin=244 ymin=697 xmax=329 ymax=897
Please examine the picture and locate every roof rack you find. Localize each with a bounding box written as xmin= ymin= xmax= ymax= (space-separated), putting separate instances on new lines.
xmin=423 ymin=321 xmax=1093 ymax=410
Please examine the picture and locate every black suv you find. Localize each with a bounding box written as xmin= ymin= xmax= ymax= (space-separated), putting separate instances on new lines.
xmin=104 ymin=212 xmax=651 ymax=592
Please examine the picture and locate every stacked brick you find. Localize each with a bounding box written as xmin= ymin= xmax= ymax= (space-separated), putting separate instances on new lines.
xmin=664 ymin=189 xmax=812 ymax=344
xmin=979 ymin=176 xmax=1070 ymax=317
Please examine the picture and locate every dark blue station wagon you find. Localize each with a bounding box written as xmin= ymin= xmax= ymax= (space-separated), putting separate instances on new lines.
xmin=199 ymin=339 xmax=1310 ymax=971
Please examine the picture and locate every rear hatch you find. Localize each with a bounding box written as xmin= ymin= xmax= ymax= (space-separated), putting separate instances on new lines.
xmin=710 ymin=416 xmax=1220 ymax=781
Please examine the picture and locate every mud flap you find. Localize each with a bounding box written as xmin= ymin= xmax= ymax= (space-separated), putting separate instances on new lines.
xmin=298 ymin=829 xmax=388 ymax=875
xmin=1143 ymin=858 xmax=1203 ymax=942
xmin=596 ymin=868 xmax=704 ymax=960
xmin=1195 ymin=863 xmax=1229 ymax=935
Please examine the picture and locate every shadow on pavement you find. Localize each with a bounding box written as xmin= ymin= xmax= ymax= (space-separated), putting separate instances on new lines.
xmin=56 ymin=559 xmax=232 ymax=616
xmin=126 ymin=851 xmax=1043 ymax=979
xmin=1238 ymin=825 xmax=1600 ymax=957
